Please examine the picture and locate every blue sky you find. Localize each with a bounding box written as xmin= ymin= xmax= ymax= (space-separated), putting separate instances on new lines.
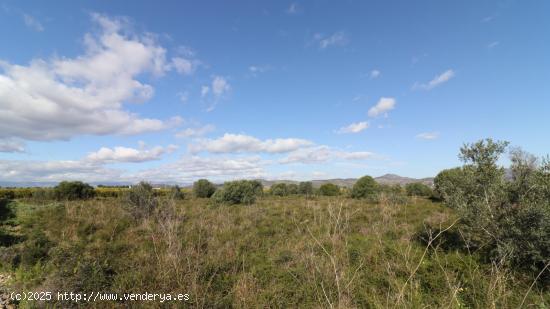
xmin=0 ymin=0 xmax=549 ymax=184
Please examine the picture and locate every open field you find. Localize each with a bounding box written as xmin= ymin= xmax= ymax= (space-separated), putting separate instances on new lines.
xmin=0 ymin=194 xmax=547 ymax=308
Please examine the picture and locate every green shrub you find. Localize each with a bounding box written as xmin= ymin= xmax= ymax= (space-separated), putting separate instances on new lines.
xmin=350 ymin=175 xmax=378 ymax=199
xmin=193 ymin=179 xmax=217 ymax=198
xmin=125 ymin=182 xmax=157 ymax=218
xmin=433 ymin=167 xmax=473 ymax=203
xmin=54 ymin=181 xmax=95 ymax=200
xmin=298 ymin=182 xmax=313 ymax=195
xmin=318 ymin=183 xmax=340 ymax=196
xmin=436 ymin=139 xmax=550 ymax=279
xmin=270 ymin=183 xmax=288 ymax=196
xmin=405 ymin=182 xmax=433 ymax=197
xmin=211 ymin=180 xmax=262 ymax=205
xmin=20 ymin=230 xmax=52 ymax=267
xmin=287 ymin=183 xmax=299 ymax=195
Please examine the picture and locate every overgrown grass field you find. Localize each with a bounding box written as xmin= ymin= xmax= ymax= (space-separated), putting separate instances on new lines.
xmin=0 ymin=195 xmax=547 ymax=308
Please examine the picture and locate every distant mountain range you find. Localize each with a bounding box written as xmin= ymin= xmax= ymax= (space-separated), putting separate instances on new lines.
xmin=0 ymin=174 xmax=434 ymax=188
xmin=257 ymin=174 xmax=434 ymax=188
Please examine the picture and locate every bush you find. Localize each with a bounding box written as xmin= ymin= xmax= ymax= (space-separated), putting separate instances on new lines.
xmin=211 ymin=180 xmax=262 ymax=205
xmin=405 ymin=182 xmax=433 ymax=197
xmin=287 ymin=184 xmax=299 ymax=195
xmin=270 ymin=183 xmax=288 ymax=196
xmin=298 ymin=182 xmax=313 ymax=196
xmin=125 ymin=182 xmax=157 ymax=218
xmin=436 ymin=139 xmax=550 ymax=279
xmin=351 ymin=176 xmax=378 ymax=199
xmin=193 ymin=179 xmax=217 ymax=198
xmin=318 ymin=183 xmax=340 ymax=196
xmin=54 ymin=181 xmax=95 ymax=200
xmin=433 ymin=167 xmax=473 ymax=203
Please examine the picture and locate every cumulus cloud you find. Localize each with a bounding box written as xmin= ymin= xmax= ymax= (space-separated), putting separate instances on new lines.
xmin=0 ymin=155 xmax=265 ymax=184
xmin=368 ymin=97 xmax=396 ymax=117
xmin=279 ymin=146 xmax=376 ymax=164
xmin=23 ymin=14 xmax=44 ymax=32
xmin=130 ymin=156 xmax=266 ymax=183
xmin=415 ymin=132 xmax=439 ymax=140
xmin=313 ymin=32 xmax=348 ymax=49
xmin=175 ymin=124 xmax=215 ymax=138
xmin=85 ymin=144 xmax=178 ymax=164
xmin=0 ymin=139 xmax=25 ymax=153
xmin=0 ymin=13 xmax=180 ymax=142
xmin=413 ymin=69 xmax=455 ymax=90
xmin=0 ymin=159 xmax=122 ymax=183
xmin=336 ymin=121 xmax=369 ymax=134
xmin=189 ymin=133 xmax=313 ymax=154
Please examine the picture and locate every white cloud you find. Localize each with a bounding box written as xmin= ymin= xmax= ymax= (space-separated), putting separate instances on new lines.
xmin=368 ymin=97 xmax=396 ymax=117
xmin=85 ymin=144 xmax=178 ymax=164
xmin=416 ymin=132 xmax=439 ymax=140
xmin=130 ymin=156 xmax=266 ymax=183
xmin=175 ymin=124 xmax=215 ymax=138
xmin=0 ymin=139 xmax=25 ymax=153
xmin=171 ymin=57 xmax=196 ymax=75
xmin=0 ymin=159 xmax=121 ymax=183
xmin=279 ymin=146 xmax=376 ymax=164
xmin=370 ymin=69 xmax=380 ymax=79
xmin=413 ymin=69 xmax=455 ymax=90
xmin=201 ymin=76 xmax=230 ymax=111
xmin=0 ymin=13 xmax=180 ymax=142
xmin=212 ymin=76 xmax=230 ymax=97
xmin=336 ymin=121 xmax=369 ymax=134
xmin=314 ymin=32 xmax=348 ymax=49
xmin=23 ymin=14 xmax=44 ymax=32
xmin=0 ymin=155 xmax=265 ymax=184
xmin=189 ymin=133 xmax=313 ymax=154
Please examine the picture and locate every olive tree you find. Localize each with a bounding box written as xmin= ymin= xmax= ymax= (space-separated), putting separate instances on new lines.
xmin=350 ymin=176 xmax=378 ymax=199
xmin=193 ymin=179 xmax=217 ymax=198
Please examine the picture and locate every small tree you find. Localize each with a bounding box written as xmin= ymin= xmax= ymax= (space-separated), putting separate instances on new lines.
xmin=270 ymin=183 xmax=288 ymax=196
xmin=350 ymin=175 xmax=378 ymax=199
xmin=54 ymin=181 xmax=95 ymax=200
xmin=211 ymin=180 xmax=262 ymax=205
xmin=319 ymin=183 xmax=340 ymax=196
xmin=193 ymin=179 xmax=217 ymax=198
xmin=405 ymin=182 xmax=432 ymax=197
xmin=298 ymin=181 xmax=314 ymax=196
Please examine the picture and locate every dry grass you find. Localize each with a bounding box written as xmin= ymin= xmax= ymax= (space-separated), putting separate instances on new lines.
xmin=0 ymin=196 xmax=548 ymax=308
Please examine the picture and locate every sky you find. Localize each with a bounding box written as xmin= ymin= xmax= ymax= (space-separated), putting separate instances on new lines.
xmin=0 ymin=0 xmax=549 ymax=185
